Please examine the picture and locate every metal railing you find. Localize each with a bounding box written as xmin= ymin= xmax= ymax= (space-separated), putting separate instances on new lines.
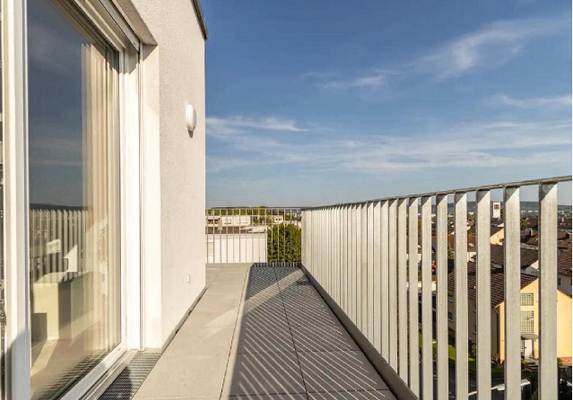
xmin=205 ymin=207 xmax=302 ymax=264
xmin=29 ymin=207 xmax=92 ymax=282
xmin=301 ymin=176 xmax=571 ymax=400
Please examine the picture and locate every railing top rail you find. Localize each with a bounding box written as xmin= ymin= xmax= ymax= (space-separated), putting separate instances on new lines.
xmin=301 ymin=175 xmax=572 ymax=210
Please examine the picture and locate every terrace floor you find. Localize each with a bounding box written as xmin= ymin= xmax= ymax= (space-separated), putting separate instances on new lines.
xmin=133 ymin=263 xmax=396 ymax=400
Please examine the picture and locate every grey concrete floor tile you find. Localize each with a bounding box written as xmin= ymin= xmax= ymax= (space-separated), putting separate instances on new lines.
xmin=222 ymin=352 xmax=306 ymax=397
xmin=307 ymin=390 xmax=396 ymax=400
xmin=286 ymin=310 xmax=340 ymax=328
xmin=187 ymin=301 xmax=238 ymax=316
xmin=184 ymin=306 xmax=240 ymax=328
xmin=165 ymin=326 xmax=235 ymax=357
xmin=200 ymin=294 xmax=243 ymax=308
xmin=241 ymin=311 xmax=290 ymax=328
xmin=234 ymin=323 xmax=296 ymax=353
xmin=222 ymin=394 xmax=308 ymax=400
xmin=134 ymin=354 xmax=229 ymax=400
xmin=290 ymin=325 xmax=359 ymax=352
xmin=298 ymin=351 xmax=388 ymax=393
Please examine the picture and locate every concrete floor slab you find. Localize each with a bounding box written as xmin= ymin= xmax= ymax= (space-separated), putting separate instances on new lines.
xmin=222 ymin=394 xmax=307 ymax=400
xmin=234 ymin=323 xmax=296 ymax=354
xmin=134 ymin=354 xmax=229 ymax=400
xmin=222 ymin=352 xmax=306 ymax=397
xmin=132 ymin=264 xmax=394 ymax=400
xmin=184 ymin=307 xmax=240 ymax=329
xmin=167 ymin=326 xmax=235 ymax=357
xmin=308 ymin=390 xmax=396 ymax=400
xmin=291 ymin=325 xmax=359 ymax=352
xmin=298 ymin=351 xmax=388 ymax=393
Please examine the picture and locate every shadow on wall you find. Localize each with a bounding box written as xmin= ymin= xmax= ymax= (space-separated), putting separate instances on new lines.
xmin=223 ymin=263 xmax=394 ymax=400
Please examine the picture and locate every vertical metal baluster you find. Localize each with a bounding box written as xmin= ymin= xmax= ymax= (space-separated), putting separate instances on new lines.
xmin=329 ymin=208 xmax=333 ymax=296
xmin=252 ymin=208 xmax=255 ymax=262
xmin=539 ymin=183 xmax=558 ymax=400
xmin=381 ymin=200 xmax=389 ymax=360
xmin=336 ymin=207 xmax=341 ymax=302
xmin=357 ymin=203 xmax=363 ymax=330
xmin=436 ymin=194 xmax=448 ymax=399
xmin=351 ymin=205 xmax=357 ymax=323
xmin=361 ymin=203 xmax=368 ymax=333
xmin=333 ymin=208 xmax=336 ymax=299
xmin=408 ymin=197 xmax=420 ymax=395
xmin=455 ymin=192 xmax=468 ymax=400
xmin=503 ymin=186 xmax=521 ymax=400
xmin=398 ymin=198 xmax=408 ymax=381
xmin=205 ymin=209 xmax=208 ymax=263
xmin=301 ymin=210 xmax=304 ymax=266
xmin=389 ymin=199 xmax=398 ymax=370
xmin=368 ymin=202 xmax=375 ymax=343
xmin=39 ymin=211 xmax=44 ymax=279
xmin=476 ymin=190 xmax=491 ymax=400
xmin=324 ymin=207 xmax=331 ymax=293
xmin=421 ymin=196 xmax=433 ymax=400
xmin=291 ymin=208 xmax=293 ymax=265
xmin=285 ymin=208 xmax=288 ymax=266
xmin=31 ymin=211 xmax=36 ymax=283
xmin=211 ymin=209 xmax=214 ymax=263
xmin=341 ymin=207 xmax=344 ymax=314
xmin=373 ymin=201 xmax=381 ymax=353
xmin=217 ymin=209 xmax=221 ymax=264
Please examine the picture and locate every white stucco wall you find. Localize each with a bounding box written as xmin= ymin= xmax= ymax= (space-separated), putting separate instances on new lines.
xmin=126 ymin=0 xmax=206 ymax=348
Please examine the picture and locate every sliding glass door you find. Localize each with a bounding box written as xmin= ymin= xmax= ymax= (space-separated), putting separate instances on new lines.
xmin=27 ymin=0 xmax=121 ymax=398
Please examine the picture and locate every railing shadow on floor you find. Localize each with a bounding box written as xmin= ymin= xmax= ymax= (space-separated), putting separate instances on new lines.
xmin=222 ymin=263 xmax=397 ymax=400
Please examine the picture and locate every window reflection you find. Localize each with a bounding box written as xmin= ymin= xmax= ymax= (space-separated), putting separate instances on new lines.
xmin=28 ymin=1 xmax=121 ymax=399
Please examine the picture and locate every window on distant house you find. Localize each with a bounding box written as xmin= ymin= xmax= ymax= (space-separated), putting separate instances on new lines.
xmin=473 ymin=303 xmax=477 ymax=313
xmin=448 ymin=293 xmax=453 ymax=303
xmin=558 ymin=277 xmax=562 ymax=286
xmin=521 ymin=293 xmax=534 ymax=306
xmin=521 ymin=311 xmax=535 ymax=334
xmin=473 ymin=324 xmax=477 ymax=334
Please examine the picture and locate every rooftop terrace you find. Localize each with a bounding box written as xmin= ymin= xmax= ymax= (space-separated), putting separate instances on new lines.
xmin=131 ymin=263 xmax=396 ymax=400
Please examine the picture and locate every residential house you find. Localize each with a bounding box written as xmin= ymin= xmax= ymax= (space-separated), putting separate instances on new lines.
xmin=490 ymin=244 xmax=539 ymax=276
xmin=448 ymin=233 xmax=477 ymax=260
xmin=490 ymin=225 xmax=504 ymax=245
xmin=447 ymin=262 xmax=572 ymax=362
xmin=558 ymin=250 xmax=572 ymax=296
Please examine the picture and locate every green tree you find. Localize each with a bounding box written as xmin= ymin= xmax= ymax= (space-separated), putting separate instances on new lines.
xmin=267 ymin=224 xmax=301 ymax=262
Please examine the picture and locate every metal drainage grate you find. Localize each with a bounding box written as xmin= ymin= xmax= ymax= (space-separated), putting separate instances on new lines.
xmin=99 ymin=351 xmax=161 ymax=400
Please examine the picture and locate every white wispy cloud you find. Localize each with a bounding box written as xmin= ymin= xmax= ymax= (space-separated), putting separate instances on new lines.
xmin=208 ymin=115 xmax=571 ymax=173
xmin=206 ymin=116 xmax=308 ymax=139
xmin=314 ymin=70 xmax=391 ymax=90
xmin=304 ymin=16 xmax=567 ymax=88
xmin=412 ymin=17 xmax=568 ymax=80
xmin=494 ymin=93 xmax=572 ymax=109
xmin=207 ymin=157 xmax=258 ymax=173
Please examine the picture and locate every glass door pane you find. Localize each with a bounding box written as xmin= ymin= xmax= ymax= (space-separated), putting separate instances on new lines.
xmin=27 ymin=1 xmax=121 ymax=399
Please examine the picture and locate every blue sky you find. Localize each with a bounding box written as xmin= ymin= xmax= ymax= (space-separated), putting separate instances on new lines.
xmin=203 ymin=1 xmax=572 ymax=207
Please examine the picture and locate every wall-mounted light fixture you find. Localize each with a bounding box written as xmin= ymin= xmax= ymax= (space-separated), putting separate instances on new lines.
xmin=186 ymin=104 xmax=197 ymax=136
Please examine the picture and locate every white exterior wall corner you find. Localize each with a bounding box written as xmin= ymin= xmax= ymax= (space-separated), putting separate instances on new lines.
xmin=127 ymin=0 xmax=206 ymax=348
